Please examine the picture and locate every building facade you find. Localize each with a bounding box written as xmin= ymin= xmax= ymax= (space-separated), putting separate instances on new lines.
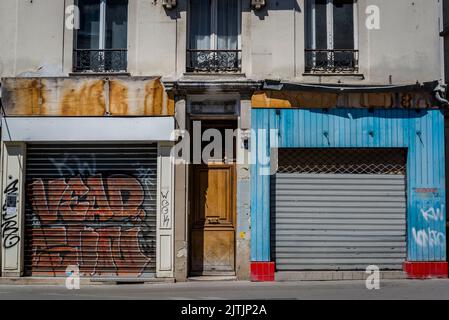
xmin=0 ymin=0 xmax=447 ymax=282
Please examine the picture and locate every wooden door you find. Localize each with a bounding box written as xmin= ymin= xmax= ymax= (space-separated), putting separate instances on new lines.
xmin=191 ymin=164 xmax=236 ymax=275
xmin=190 ymin=120 xmax=237 ymax=276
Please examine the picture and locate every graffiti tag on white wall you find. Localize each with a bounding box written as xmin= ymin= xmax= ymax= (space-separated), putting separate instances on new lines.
xmin=160 ymin=189 xmax=171 ymax=228
xmin=2 ymin=179 xmax=21 ymax=249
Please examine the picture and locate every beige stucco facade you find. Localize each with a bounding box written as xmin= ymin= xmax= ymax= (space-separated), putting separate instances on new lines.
xmin=0 ymin=0 xmax=444 ymax=84
xmin=0 ymin=0 xmax=446 ymax=282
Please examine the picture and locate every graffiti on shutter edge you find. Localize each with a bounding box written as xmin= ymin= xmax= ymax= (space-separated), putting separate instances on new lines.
xmin=2 ymin=179 xmax=21 ymax=249
xmin=27 ymin=173 xmax=155 ymax=277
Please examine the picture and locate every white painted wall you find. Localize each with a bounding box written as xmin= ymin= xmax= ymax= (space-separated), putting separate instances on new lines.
xmin=0 ymin=0 xmax=66 ymax=77
xmin=0 ymin=143 xmax=26 ymax=277
xmin=1 ymin=117 xmax=175 ymax=142
xmin=0 ymin=0 xmax=443 ymax=85
xmin=156 ymin=143 xmax=175 ymax=278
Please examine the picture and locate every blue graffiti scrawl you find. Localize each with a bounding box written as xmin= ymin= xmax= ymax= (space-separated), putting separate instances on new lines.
xmin=411 ymin=188 xmax=446 ymax=261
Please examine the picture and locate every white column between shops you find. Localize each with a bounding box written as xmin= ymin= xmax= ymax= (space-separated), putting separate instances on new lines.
xmin=1 ymin=142 xmax=26 ymax=277
xmin=156 ymin=142 xmax=174 ymax=278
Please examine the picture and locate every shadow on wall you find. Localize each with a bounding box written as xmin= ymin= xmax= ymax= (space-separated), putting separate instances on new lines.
xmin=162 ymin=0 xmax=302 ymax=20
xmin=309 ymin=107 xmax=433 ymax=120
xmin=253 ymin=0 xmax=302 ymax=20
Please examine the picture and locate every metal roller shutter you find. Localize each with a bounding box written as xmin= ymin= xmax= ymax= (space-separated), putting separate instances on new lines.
xmin=24 ymin=144 xmax=157 ymax=277
xmin=272 ymin=149 xmax=407 ymax=271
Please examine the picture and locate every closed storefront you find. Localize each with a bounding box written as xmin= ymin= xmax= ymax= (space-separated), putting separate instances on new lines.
xmin=24 ymin=144 xmax=158 ymax=277
xmin=272 ymin=148 xmax=407 ymax=271
xmin=251 ymin=107 xmax=447 ymax=281
xmin=0 ymin=119 xmax=175 ymax=279
xmin=0 ymin=78 xmax=175 ymax=279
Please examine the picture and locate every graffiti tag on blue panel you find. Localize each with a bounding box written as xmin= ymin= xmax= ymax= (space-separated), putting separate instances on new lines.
xmin=411 ymin=188 xmax=445 ymax=261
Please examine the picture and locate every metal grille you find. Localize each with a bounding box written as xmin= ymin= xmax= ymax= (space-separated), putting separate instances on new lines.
xmin=277 ymin=149 xmax=407 ymax=175
xmin=305 ymin=49 xmax=359 ymax=74
xmin=186 ymin=49 xmax=242 ymax=73
xmin=24 ymin=144 xmax=157 ymax=278
xmin=73 ymin=49 xmax=128 ymax=73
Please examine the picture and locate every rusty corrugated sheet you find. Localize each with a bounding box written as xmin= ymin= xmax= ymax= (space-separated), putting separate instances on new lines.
xmin=1 ymin=77 xmax=174 ymax=117
xmin=252 ymin=90 xmax=339 ymax=109
xmin=109 ymin=78 xmax=170 ymax=116
xmin=252 ymin=90 xmax=433 ymax=109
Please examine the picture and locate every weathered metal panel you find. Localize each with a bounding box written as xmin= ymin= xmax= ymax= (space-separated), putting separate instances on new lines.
xmin=2 ymin=78 xmax=106 ymax=116
xmin=273 ymin=173 xmax=407 ymax=270
xmin=24 ymin=144 xmax=157 ymax=277
xmin=252 ymin=91 xmax=339 ymax=108
xmin=109 ymin=78 xmax=171 ymax=116
xmin=251 ymin=108 xmax=446 ymax=263
xmin=251 ymin=90 xmax=434 ymax=109
xmin=1 ymin=77 xmax=174 ymax=117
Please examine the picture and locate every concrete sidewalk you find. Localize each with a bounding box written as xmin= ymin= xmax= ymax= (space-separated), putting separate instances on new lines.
xmin=0 ymin=279 xmax=449 ymax=300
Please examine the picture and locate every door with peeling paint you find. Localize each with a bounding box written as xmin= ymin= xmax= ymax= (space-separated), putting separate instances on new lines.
xmin=190 ymin=121 xmax=237 ymax=276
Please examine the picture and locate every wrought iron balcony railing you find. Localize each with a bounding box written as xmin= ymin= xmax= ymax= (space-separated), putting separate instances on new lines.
xmin=73 ymin=49 xmax=128 ymax=73
xmin=305 ymin=49 xmax=359 ymax=74
xmin=187 ymin=49 xmax=242 ymax=73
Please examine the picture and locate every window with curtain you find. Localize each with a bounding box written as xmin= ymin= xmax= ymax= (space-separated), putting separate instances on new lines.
xmin=75 ymin=0 xmax=128 ymax=72
xmin=188 ymin=0 xmax=241 ymax=72
xmin=305 ymin=0 xmax=358 ymax=73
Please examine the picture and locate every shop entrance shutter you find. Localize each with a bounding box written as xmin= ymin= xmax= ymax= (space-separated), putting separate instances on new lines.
xmin=25 ymin=144 xmax=157 ymax=277
xmin=272 ymin=149 xmax=407 ymax=271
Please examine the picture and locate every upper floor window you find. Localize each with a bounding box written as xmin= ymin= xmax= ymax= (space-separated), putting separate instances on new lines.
xmin=305 ymin=0 xmax=358 ymax=74
xmin=187 ymin=0 xmax=241 ymax=73
xmin=74 ymin=0 xmax=128 ymax=73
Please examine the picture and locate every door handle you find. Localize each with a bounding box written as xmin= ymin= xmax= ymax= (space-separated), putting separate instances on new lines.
xmin=207 ymin=218 xmax=220 ymax=224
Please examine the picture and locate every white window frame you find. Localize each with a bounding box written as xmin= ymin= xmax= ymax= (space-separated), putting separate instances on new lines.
xmin=98 ymin=0 xmax=107 ymax=50
xmin=307 ymin=0 xmax=358 ymax=51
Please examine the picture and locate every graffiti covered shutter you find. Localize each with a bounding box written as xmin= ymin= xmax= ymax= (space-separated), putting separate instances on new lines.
xmin=24 ymin=144 xmax=157 ymax=277
xmin=272 ymin=149 xmax=407 ymax=271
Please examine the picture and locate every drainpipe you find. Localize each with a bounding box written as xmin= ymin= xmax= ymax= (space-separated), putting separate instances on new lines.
xmin=439 ymin=0 xmax=446 ymax=84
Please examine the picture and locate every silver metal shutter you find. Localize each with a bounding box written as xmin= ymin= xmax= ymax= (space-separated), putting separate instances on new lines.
xmin=272 ymin=149 xmax=407 ymax=271
xmin=24 ymin=144 xmax=157 ymax=277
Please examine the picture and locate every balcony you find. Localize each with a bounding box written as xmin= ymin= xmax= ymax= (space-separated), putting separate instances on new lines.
xmin=73 ymin=49 xmax=128 ymax=73
xmin=305 ymin=49 xmax=359 ymax=74
xmin=186 ymin=49 xmax=242 ymax=73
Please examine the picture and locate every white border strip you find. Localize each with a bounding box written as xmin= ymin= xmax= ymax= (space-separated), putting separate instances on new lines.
xmin=1 ymin=117 xmax=175 ymax=142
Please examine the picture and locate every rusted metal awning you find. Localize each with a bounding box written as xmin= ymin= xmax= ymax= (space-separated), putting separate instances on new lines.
xmin=0 ymin=77 xmax=175 ymax=117
xmin=252 ymin=80 xmax=444 ymax=109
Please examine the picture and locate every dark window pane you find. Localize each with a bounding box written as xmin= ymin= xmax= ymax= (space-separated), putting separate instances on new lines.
xmin=189 ymin=0 xmax=211 ymax=49
xmin=333 ymin=0 xmax=354 ymax=49
xmin=315 ymin=0 xmax=327 ymax=49
xmin=77 ymin=0 xmax=101 ymax=49
xmin=105 ymin=0 xmax=128 ymax=49
xmin=217 ymin=0 xmax=239 ymax=50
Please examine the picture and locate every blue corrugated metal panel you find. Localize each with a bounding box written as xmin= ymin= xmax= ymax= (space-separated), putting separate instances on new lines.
xmin=251 ymin=108 xmax=446 ymax=263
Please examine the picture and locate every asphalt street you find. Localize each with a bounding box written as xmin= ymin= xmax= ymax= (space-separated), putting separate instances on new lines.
xmin=0 ymin=279 xmax=448 ymax=300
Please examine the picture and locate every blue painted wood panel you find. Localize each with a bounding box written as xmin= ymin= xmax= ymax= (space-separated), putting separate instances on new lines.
xmin=251 ymin=108 xmax=446 ymax=262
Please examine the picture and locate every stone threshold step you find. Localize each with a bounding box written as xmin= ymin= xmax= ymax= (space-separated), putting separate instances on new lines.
xmin=275 ymin=271 xmax=407 ymax=282
xmin=0 ymin=277 xmax=175 ymax=286
xmin=188 ymin=276 xmax=237 ymax=282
